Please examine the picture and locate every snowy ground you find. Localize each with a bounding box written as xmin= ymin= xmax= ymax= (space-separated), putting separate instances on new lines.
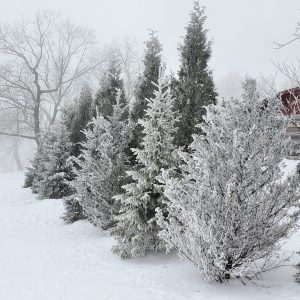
xmin=0 ymin=164 xmax=300 ymax=300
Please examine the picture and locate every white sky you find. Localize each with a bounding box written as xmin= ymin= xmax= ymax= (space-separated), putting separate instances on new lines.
xmin=1 ymin=0 xmax=300 ymax=81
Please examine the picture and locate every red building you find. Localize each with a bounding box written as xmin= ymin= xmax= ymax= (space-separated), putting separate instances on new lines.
xmin=279 ymin=87 xmax=300 ymax=158
xmin=279 ymin=87 xmax=300 ymax=115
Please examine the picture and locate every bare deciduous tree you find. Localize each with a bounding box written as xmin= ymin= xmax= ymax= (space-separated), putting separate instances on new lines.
xmin=0 ymin=10 xmax=97 ymax=144
xmin=274 ymin=21 xmax=300 ymax=49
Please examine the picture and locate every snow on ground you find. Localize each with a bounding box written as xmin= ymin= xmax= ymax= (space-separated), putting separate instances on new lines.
xmin=282 ymin=159 xmax=299 ymax=179
xmin=0 ymin=170 xmax=300 ymax=300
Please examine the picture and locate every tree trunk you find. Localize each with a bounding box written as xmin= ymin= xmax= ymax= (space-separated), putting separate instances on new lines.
xmin=33 ymin=79 xmax=41 ymax=146
xmin=12 ymin=138 xmax=23 ymax=171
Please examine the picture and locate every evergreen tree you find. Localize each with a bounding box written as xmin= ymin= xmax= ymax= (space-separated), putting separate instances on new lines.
xmin=34 ymin=119 xmax=74 ymax=199
xmin=62 ymin=196 xmax=86 ymax=224
xmin=94 ymin=57 xmax=127 ymax=118
xmin=71 ymin=90 xmax=131 ymax=230
xmin=30 ymin=130 xmax=58 ymax=194
xmin=112 ymin=69 xmax=179 ymax=259
xmin=23 ymin=167 xmax=35 ymax=188
xmin=132 ymin=30 xmax=162 ymax=122
xmin=158 ymin=78 xmax=300 ymax=282
xmin=172 ymin=1 xmax=217 ymax=149
xmin=67 ymin=85 xmax=94 ymax=157
xmin=62 ymin=85 xmax=94 ymax=222
xmin=130 ymin=31 xmax=162 ymax=156
xmin=25 ymin=128 xmax=56 ymax=191
xmin=24 ymin=86 xmax=93 ymax=190
xmin=24 ymin=139 xmax=47 ymax=190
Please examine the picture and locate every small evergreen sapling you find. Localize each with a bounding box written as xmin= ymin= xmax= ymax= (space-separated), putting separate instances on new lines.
xmin=158 ymin=78 xmax=300 ymax=282
xmin=112 ymin=69 xmax=179 ymax=258
xmin=71 ymin=90 xmax=131 ymax=230
xmin=62 ymin=196 xmax=86 ymax=224
xmin=24 ymin=143 xmax=45 ymax=191
xmin=34 ymin=119 xmax=74 ymax=199
xmin=30 ymin=129 xmax=59 ymax=194
xmin=23 ymin=166 xmax=35 ymax=188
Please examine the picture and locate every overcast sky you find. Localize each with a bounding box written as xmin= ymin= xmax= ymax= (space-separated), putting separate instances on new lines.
xmin=1 ymin=0 xmax=300 ymax=82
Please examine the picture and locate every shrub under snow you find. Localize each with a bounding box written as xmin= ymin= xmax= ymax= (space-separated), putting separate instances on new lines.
xmin=158 ymin=78 xmax=300 ymax=282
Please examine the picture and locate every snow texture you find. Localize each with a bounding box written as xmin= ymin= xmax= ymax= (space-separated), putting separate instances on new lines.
xmin=0 ymin=171 xmax=300 ymax=300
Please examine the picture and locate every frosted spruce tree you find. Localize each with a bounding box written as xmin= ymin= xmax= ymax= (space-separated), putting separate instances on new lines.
xmin=112 ymin=69 xmax=179 ymax=258
xmin=27 ymin=134 xmax=52 ymax=193
xmin=158 ymin=78 xmax=300 ymax=282
xmin=30 ymin=124 xmax=65 ymax=195
xmin=71 ymin=90 xmax=131 ymax=230
xmin=34 ymin=119 xmax=74 ymax=199
xmin=62 ymin=85 xmax=94 ymax=223
xmin=129 ymin=31 xmax=163 ymax=161
xmin=172 ymin=1 xmax=217 ymax=149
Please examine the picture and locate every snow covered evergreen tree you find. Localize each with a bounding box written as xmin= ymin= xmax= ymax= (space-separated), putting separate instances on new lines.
xmin=172 ymin=1 xmax=217 ymax=149
xmin=23 ymin=168 xmax=35 ymax=188
xmin=112 ymin=69 xmax=179 ymax=258
xmin=132 ymin=30 xmax=162 ymax=123
xmin=62 ymin=85 xmax=94 ymax=223
xmin=158 ymin=78 xmax=300 ymax=282
xmin=129 ymin=31 xmax=162 ymax=157
xmin=27 ymin=136 xmax=50 ymax=193
xmin=94 ymin=57 xmax=127 ymax=118
xmin=71 ymin=90 xmax=131 ymax=230
xmin=62 ymin=196 xmax=86 ymax=224
xmin=34 ymin=119 xmax=74 ymax=199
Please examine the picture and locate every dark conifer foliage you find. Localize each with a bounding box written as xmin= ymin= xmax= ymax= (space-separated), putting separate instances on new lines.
xmin=129 ymin=31 xmax=163 ymax=162
xmin=62 ymin=196 xmax=86 ymax=224
xmin=62 ymin=85 xmax=95 ymax=223
xmin=67 ymin=85 xmax=94 ymax=158
xmin=94 ymin=58 xmax=127 ymax=118
xmin=172 ymin=1 xmax=217 ymax=149
xmin=131 ymin=30 xmax=162 ymax=123
xmin=23 ymin=168 xmax=35 ymax=188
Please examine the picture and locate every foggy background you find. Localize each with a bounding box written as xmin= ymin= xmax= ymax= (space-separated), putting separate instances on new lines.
xmin=0 ymin=0 xmax=299 ymax=172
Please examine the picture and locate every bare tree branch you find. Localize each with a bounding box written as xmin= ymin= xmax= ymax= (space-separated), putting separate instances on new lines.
xmin=0 ymin=131 xmax=36 ymax=140
xmin=0 ymin=10 xmax=97 ymax=144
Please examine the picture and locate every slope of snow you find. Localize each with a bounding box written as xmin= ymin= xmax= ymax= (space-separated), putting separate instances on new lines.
xmin=0 ymin=171 xmax=300 ymax=300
